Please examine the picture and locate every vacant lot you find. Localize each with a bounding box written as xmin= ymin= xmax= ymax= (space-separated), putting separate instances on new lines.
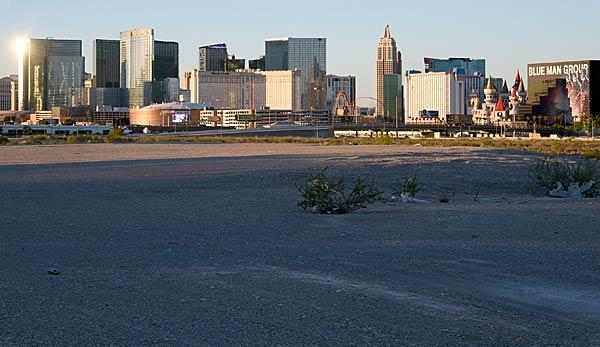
xmin=1 ymin=144 xmax=599 ymax=346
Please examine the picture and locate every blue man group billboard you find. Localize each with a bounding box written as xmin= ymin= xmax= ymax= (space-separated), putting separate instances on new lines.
xmin=528 ymin=60 xmax=599 ymax=124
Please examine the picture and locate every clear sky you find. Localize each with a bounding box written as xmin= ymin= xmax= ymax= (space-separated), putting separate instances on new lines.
xmin=2 ymin=0 xmax=599 ymax=100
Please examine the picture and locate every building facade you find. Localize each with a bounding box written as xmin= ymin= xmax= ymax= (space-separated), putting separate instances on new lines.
xmin=326 ymin=75 xmax=356 ymax=112
xmin=18 ymin=38 xmax=84 ymax=111
xmin=130 ymin=102 xmax=210 ymax=126
xmin=92 ymin=88 xmax=129 ymax=109
xmin=192 ymin=71 xmax=266 ymax=110
xmin=258 ymin=70 xmax=302 ymax=110
xmin=424 ymin=57 xmax=486 ymax=76
xmin=376 ymin=25 xmax=402 ymax=118
xmin=405 ymin=71 xmax=466 ymax=124
xmin=10 ymin=77 xmax=18 ymax=111
xmin=265 ymin=37 xmax=327 ymax=110
xmin=199 ymin=44 xmax=228 ymax=72
xmin=0 ymin=76 xmax=18 ymax=111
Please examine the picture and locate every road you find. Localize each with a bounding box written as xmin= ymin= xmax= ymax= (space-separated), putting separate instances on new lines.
xmin=0 ymin=143 xmax=599 ymax=346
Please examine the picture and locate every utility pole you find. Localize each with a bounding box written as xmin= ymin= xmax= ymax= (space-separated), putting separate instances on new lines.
xmin=395 ymin=96 xmax=399 ymax=134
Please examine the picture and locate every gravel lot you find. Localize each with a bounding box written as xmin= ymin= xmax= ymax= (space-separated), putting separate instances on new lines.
xmin=1 ymin=143 xmax=599 ymax=346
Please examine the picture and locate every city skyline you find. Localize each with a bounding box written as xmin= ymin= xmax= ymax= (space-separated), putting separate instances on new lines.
xmin=2 ymin=0 xmax=600 ymax=104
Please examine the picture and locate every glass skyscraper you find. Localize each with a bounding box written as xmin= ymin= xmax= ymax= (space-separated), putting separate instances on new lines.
xmin=120 ymin=28 xmax=154 ymax=107
xmin=152 ymin=40 xmax=179 ymax=104
xmin=199 ymin=44 xmax=228 ymax=72
xmin=265 ymin=37 xmax=327 ymax=109
xmin=154 ymin=41 xmax=179 ymax=80
xmin=383 ymin=74 xmax=403 ymax=123
xmin=93 ymin=39 xmax=120 ymax=88
xmin=18 ymin=38 xmax=84 ymax=111
xmin=93 ymin=35 xmax=179 ymax=107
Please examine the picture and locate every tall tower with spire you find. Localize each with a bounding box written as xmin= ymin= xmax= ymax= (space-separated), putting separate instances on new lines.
xmin=376 ymin=25 xmax=402 ymax=118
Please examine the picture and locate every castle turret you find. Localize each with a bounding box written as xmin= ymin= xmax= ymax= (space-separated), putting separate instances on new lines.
xmin=469 ymin=88 xmax=481 ymax=112
xmin=513 ymin=71 xmax=522 ymax=90
xmin=484 ymin=77 xmax=497 ymax=106
xmin=509 ymin=88 xmax=519 ymax=116
xmin=517 ymin=79 xmax=527 ymax=103
xmin=500 ymin=80 xmax=510 ymax=101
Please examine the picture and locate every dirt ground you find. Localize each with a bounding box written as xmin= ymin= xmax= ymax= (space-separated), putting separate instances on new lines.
xmin=0 ymin=143 xmax=599 ymax=346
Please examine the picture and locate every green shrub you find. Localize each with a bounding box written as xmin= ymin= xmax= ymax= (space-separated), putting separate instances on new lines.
xmin=106 ymin=128 xmax=128 ymax=143
xmin=529 ymin=158 xmax=600 ymax=197
xmin=0 ymin=136 xmax=9 ymax=145
xmin=297 ymin=169 xmax=383 ymax=214
xmin=392 ymin=173 xmax=421 ymax=198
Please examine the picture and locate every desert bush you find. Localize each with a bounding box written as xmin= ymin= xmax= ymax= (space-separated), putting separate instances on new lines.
xmin=64 ymin=135 xmax=104 ymax=144
xmin=106 ymin=128 xmax=128 ymax=143
xmin=378 ymin=133 xmax=392 ymax=145
xmin=529 ymin=158 xmax=600 ymax=197
xmin=297 ymin=169 xmax=383 ymax=214
xmin=392 ymin=173 xmax=421 ymax=198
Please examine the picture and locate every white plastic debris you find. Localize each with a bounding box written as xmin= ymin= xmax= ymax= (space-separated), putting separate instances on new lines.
xmin=549 ymin=181 xmax=595 ymax=199
xmin=399 ymin=193 xmax=431 ymax=204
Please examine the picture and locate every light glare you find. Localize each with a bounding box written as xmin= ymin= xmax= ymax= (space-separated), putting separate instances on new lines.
xmin=14 ymin=38 xmax=28 ymax=56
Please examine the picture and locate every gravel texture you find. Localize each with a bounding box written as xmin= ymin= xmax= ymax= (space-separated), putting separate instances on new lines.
xmin=0 ymin=143 xmax=599 ymax=346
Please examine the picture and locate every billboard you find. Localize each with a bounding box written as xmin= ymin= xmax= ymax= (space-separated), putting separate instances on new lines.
xmin=171 ymin=113 xmax=189 ymax=123
xmin=527 ymin=61 xmax=593 ymax=123
xmin=420 ymin=110 xmax=439 ymax=118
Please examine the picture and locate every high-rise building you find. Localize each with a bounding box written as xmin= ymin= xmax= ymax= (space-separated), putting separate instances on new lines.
xmin=424 ymin=57 xmax=486 ymax=76
xmin=120 ymin=28 xmax=154 ymax=107
xmin=326 ymin=75 xmax=356 ymax=111
xmin=376 ymin=25 xmax=402 ymax=118
xmin=258 ymin=70 xmax=302 ymax=110
xmin=152 ymin=40 xmax=179 ymax=104
xmin=199 ymin=44 xmax=228 ymax=72
xmin=93 ymin=35 xmax=178 ymax=108
xmin=0 ymin=75 xmax=17 ymax=111
xmin=93 ymin=39 xmax=120 ymax=88
xmin=249 ymin=56 xmax=265 ymax=70
xmin=18 ymin=38 xmax=84 ymax=111
xmin=265 ymin=37 xmax=327 ymax=109
xmin=383 ymin=75 xmax=403 ymax=122
xmin=154 ymin=41 xmax=179 ymax=80
xmin=405 ymin=71 xmax=466 ymax=124
xmin=191 ymin=71 xmax=266 ymax=110
xmin=226 ymin=55 xmax=245 ymax=71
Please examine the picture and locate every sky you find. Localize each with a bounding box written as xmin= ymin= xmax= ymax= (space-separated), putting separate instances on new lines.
xmin=2 ymin=0 xmax=600 ymax=102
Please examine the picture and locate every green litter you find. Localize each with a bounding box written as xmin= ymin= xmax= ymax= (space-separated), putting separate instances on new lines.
xmin=47 ymin=269 xmax=60 ymax=276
